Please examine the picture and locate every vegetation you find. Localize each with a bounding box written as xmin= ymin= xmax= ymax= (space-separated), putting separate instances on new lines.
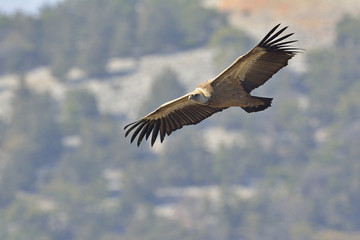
xmin=0 ymin=0 xmax=224 ymax=78
xmin=0 ymin=1 xmax=360 ymax=239
xmin=138 ymin=67 xmax=187 ymax=116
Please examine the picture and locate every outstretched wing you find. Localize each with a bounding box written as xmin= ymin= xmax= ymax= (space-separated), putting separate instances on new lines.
xmin=211 ymin=24 xmax=301 ymax=93
xmin=124 ymin=94 xmax=226 ymax=146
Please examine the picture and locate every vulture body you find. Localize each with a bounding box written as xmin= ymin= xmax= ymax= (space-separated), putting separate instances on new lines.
xmin=125 ymin=24 xmax=300 ymax=146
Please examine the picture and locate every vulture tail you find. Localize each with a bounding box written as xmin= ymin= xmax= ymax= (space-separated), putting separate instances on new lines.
xmin=242 ymin=96 xmax=273 ymax=113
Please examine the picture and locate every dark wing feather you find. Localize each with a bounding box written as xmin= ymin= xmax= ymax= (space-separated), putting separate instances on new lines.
xmin=124 ymin=94 xmax=226 ymax=146
xmin=211 ymin=24 xmax=301 ymax=93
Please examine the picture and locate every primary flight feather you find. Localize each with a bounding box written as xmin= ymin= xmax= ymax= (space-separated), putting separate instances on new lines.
xmin=124 ymin=24 xmax=301 ymax=146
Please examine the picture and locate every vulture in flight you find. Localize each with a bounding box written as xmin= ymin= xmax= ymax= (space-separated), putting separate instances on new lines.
xmin=125 ymin=24 xmax=300 ymax=146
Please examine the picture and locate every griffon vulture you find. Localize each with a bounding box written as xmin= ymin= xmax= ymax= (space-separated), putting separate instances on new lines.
xmin=124 ymin=24 xmax=300 ymax=146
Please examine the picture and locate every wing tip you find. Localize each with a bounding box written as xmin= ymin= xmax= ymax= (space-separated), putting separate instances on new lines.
xmin=124 ymin=117 xmax=167 ymax=147
xmin=124 ymin=100 xmax=224 ymax=147
xmin=258 ymin=24 xmax=299 ymax=53
xmin=124 ymin=119 xmax=147 ymax=146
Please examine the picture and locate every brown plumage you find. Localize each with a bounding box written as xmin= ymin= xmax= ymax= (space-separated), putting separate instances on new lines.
xmin=124 ymin=24 xmax=301 ymax=146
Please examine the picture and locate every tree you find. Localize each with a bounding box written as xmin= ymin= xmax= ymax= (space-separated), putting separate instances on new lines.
xmin=336 ymin=15 xmax=360 ymax=48
xmin=39 ymin=3 xmax=82 ymax=78
xmin=209 ymin=26 xmax=255 ymax=72
xmin=0 ymin=79 xmax=62 ymax=204
xmin=138 ymin=67 xmax=186 ymax=116
xmin=158 ymin=128 xmax=214 ymax=186
xmin=61 ymin=88 xmax=99 ymax=134
xmin=305 ymin=16 xmax=360 ymax=125
xmin=0 ymin=13 xmax=43 ymax=74
xmin=136 ymin=0 xmax=184 ymax=54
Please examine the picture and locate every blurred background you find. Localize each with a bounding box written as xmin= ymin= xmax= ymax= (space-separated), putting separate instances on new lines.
xmin=0 ymin=0 xmax=360 ymax=239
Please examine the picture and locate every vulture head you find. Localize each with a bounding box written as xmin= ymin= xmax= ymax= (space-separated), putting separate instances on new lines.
xmin=188 ymin=88 xmax=210 ymax=104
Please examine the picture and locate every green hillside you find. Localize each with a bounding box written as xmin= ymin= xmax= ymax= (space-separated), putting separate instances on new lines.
xmin=0 ymin=0 xmax=360 ymax=239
